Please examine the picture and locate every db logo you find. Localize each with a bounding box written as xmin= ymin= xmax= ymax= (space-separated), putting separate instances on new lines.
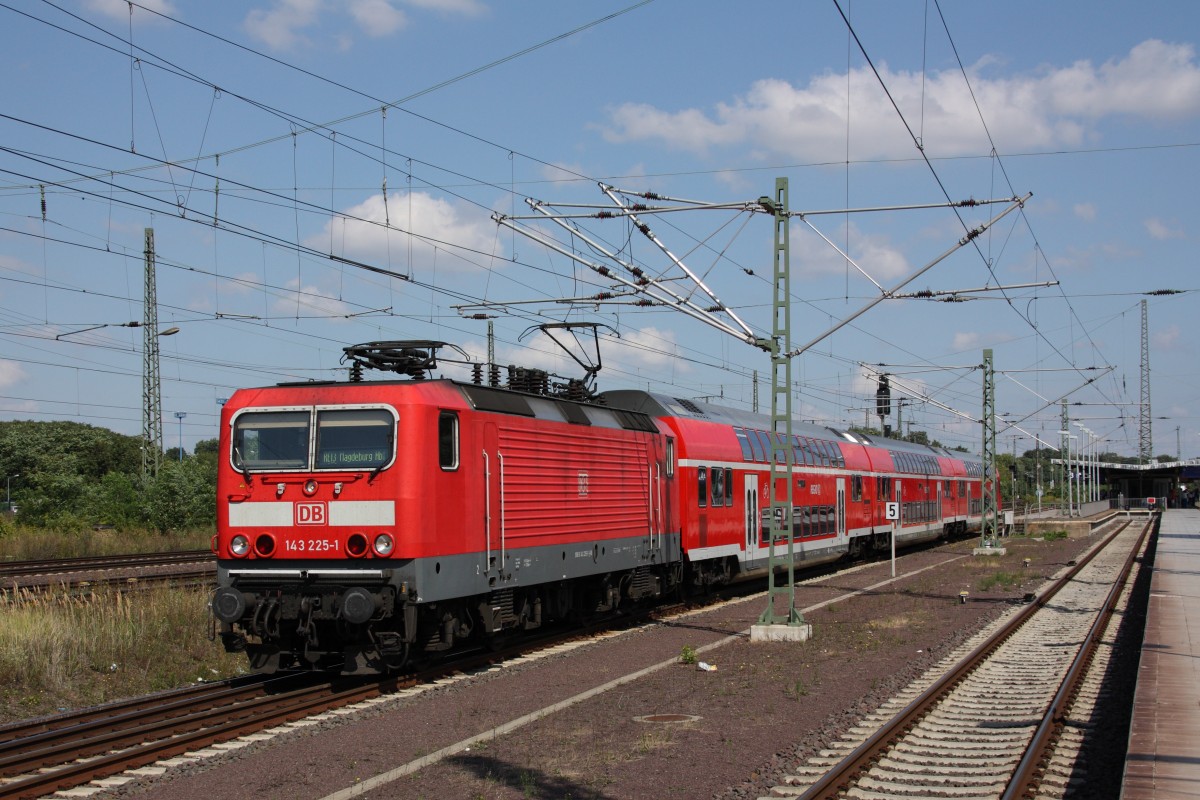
xmin=295 ymin=502 xmax=327 ymax=525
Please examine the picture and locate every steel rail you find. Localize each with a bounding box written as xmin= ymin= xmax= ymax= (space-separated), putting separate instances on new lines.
xmin=1003 ymin=514 xmax=1155 ymax=799
xmin=797 ymin=519 xmax=1134 ymax=800
xmin=0 ymin=675 xmax=397 ymax=800
xmin=0 ymin=549 xmax=212 ymax=577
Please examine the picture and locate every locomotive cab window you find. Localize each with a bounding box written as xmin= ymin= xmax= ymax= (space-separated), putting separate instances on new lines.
xmin=316 ymin=408 xmax=395 ymax=470
xmin=438 ymin=412 xmax=459 ymax=470
xmin=233 ymin=411 xmax=310 ymax=470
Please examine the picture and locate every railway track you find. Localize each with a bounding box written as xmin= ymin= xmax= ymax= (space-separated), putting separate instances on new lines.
xmin=0 ymin=550 xmax=215 ymax=596
xmin=0 ymin=589 xmax=681 ymax=800
xmin=760 ymin=515 xmax=1153 ymax=799
xmin=0 ymin=550 xmax=212 ymax=578
xmin=0 ymin=671 xmax=410 ymax=800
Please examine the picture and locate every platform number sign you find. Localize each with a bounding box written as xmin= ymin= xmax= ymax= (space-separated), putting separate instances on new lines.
xmin=885 ymin=501 xmax=900 ymax=521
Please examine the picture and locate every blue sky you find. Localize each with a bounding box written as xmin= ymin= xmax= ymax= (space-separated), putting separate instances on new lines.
xmin=1 ymin=0 xmax=1197 ymax=462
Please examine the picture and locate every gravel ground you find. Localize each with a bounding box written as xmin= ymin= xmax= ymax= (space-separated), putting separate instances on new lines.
xmin=96 ymin=526 xmax=1143 ymax=800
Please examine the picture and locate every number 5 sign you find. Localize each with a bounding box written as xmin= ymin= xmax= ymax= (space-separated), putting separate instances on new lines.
xmin=885 ymin=502 xmax=900 ymax=521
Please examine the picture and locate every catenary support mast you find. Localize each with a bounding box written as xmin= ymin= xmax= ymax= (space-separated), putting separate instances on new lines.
xmin=757 ymin=178 xmax=803 ymax=627
xmin=981 ymin=349 xmax=999 ymax=543
xmin=142 ymin=228 xmax=163 ymax=477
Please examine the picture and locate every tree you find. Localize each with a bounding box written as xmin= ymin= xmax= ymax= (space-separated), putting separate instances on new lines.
xmin=0 ymin=420 xmax=216 ymax=531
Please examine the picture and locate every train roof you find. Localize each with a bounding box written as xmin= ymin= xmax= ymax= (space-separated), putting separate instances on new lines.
xmin=600 ymin=388 xmax=979 ymax=463
xmin=252 ymin=377 xmax=978 ymax=464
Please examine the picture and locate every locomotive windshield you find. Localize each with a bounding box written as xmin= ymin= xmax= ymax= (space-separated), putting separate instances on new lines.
xmin=233 ymin=411 xmax=309 ymax=470
xmin=315 ymin=408 xmax=393 ymax=469
xmin=232 ymin=407 xmax=395 ymax=472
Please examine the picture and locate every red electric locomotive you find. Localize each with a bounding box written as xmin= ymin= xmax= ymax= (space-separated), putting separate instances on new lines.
xmin=210 ymin=342 xmax=985 ymax=674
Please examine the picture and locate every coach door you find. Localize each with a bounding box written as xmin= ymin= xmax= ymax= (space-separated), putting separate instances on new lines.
xmin=744 ymin=473 xmax=759 ymax=550
xmin=836 ymin=477 xmax=846 ymax=539
xmin=482 ymin=422 xmax=504 ymax=575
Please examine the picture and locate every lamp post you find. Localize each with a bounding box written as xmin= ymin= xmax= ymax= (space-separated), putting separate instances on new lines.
xmin=174 ymin=412 xmax=187 ymax=462
xmin=1075 ymin=423 xmax=1092 ymax=508
xmin=5 ymin=473 xmax=17 ymax=513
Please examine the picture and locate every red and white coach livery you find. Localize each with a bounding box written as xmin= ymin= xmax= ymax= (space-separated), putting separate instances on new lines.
xmin=211 ymin=342 xmax=985 ymax=673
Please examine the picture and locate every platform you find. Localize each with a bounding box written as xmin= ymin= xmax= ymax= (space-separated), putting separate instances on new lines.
xmin=1121 ymin=508 xmax=1200 ymax=799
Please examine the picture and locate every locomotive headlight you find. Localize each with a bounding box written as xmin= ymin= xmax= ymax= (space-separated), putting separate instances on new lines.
xmin=373 ymin=533 xmax=394 ymax=557
xmin=303 ymin=479 xmax=318 ymax=496
xmin=230 ymin=534 xmax=250 ymax=557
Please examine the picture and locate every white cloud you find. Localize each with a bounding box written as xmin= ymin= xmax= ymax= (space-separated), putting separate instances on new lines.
xmin=347 ymin=0 xmax=408 ymax=37
xmin=952 ymin=331 xmax=981 ymax=351
xmin=1045 ymin=40 xmax=1200 ymax=120
xmin=402 ymin=0 xmax=486 ymax=15
xmin=84 ymin=0 xmax=178 ymax=22
xmin=1073 ymin=203 xmax=1097 ymax=222
xmin=0 ymin=253 xmax=39 ymax=277
xmin=0 ymin=360 xmax=28 ymax=390
xmin=793 ymin=220 xmax=910 ymax=281
xmin=1144 ymin=218 xmax=1185 ymax=240
xmin=1153 ymin=323 xmax=1182 ymax=350
xmin=244 ymin=0 xmax=321 ymax=51
xmin=244 ymin=0 xmax=479 ymax=50
xmin=601 ymin=40 xmax=1200 ymax=162
xmin=610 ymin=326 xmax=687 ymax=374
xmin=273 ymin=277 xmax=356 ymax=319
xmin=309 ymin=192 xmax=499 ymax=274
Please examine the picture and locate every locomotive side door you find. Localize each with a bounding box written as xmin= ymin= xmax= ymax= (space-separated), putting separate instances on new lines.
xmin=482 ymin=421 xmax=503 ymax=575
xmin=744 ymin=473 xmax=759 ymax=551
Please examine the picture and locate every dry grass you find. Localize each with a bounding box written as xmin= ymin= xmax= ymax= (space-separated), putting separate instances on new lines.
xmin=0 ymin=524 xmax=214 ymax=562
xmin=0 ymin=584 xmax=245 ymax=723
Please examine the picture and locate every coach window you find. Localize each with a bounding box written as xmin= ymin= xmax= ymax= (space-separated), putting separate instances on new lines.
xmin=698 ymin=467 xmax=708 ymax=508
xmin=734 ymin=428 xmax=754 ymax=461
xmin=437 ymin=412 xmax=459 ymax=470
xmin=315 ymin=408 xmax=395 ymax=470
xmin=666 ymin=439 xmax=676 ymax=477
xmin=752 ymin=430 xmax=772 ymax=462
xmin=852 ymin=474 xmax=863 ymax=502
xmin=711 ymin=466 xmax=725 ymax=506
xmin=725 ymin=468 xmax=734 ymax=507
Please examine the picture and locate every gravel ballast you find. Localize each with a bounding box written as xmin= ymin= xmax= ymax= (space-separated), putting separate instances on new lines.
xmin=94 ymin=528 xmax=1144 ymax=800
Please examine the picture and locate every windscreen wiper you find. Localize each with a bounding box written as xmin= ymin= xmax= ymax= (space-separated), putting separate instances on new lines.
xmin=233 ymin=446 xmax=252 ymax=483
